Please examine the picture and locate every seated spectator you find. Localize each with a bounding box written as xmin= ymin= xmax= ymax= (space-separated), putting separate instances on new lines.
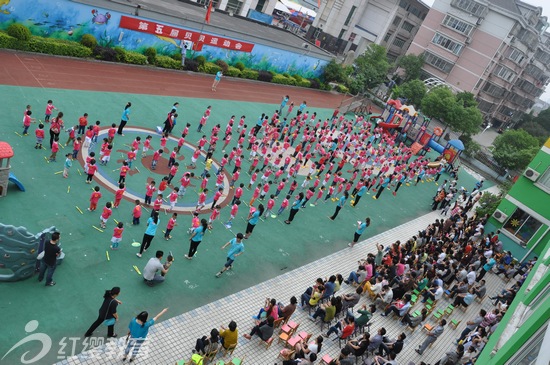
xmin=298 ymin=335 xmax=323 ymax=360
xmin=333 ymin=347 xmax=354 ymax=365
xmin=433 ymin=344 xmax=465 ymax=365
xmin=489 ymin=288 xmax=516 ymax=306
xmin=400 ymin=308 xmax=428 ymax=328
xmin=342 ymin=286 xmax=362 ymax=312
xmin=457 ymin=309 xmax=486 ymax=343
xmin=449 ymin=279 xmax=468 ymax=299
xmin=324 ymin=316 xmax=355 ymax=340
xmin=453 ymin=287 xmax=475 ymax=308
xmin=473 ymin=279 xmax=486 ymax=299
xmin=334 ymin=274 xmax=344 ymax=292
xmin=367 ymin=327 xmax=386 ymax=352
xmin=282 ymin=353 xmax=316 ymax=365
xmin=252 ymin=298 xmax=279 ymax=320
xmin=378 ymin=332 xmax=406 ymax=357
xmin=345 ymin=265 xmax=367 ymax=285
xmin=374 ymin=285 xmax=393 ymax=308
xmin=381 ymin=294 xmax=411 ymax=318
xmin=243 ymin=316 xmax=274 ymax=341
xmin=278 ymin=296 xmax=297 ymax=321
xmin=364 ymin=276 xmax=383 ymax=296
xmin=300 ymin=278 xmax=324 ymax=306
xmin=366 ymin=353 xmax=398 ymax=365
xmin=194 ymin=328 xmax=219 ymax=355
xmin=421 ymin=282 xmax=443 ymax=303
xmin=300 ymin=284 xmax=324 ymax=308
xmin=309 ymin=297 xmax=336 ymax=323
xmin=219 ymin=320 xmax=238 ymax=350
xmin=344 ymin=333 xmax=369 ymax=357
xmin=349 ymin=304 xmax=375 ymax=329
xmin=322 ymin=275 xmax=337 ymax=300
xmin=415 ymin=275 xmax=429 ymax=292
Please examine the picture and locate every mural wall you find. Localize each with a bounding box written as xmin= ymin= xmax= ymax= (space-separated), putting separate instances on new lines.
xmin=0 ymin=0 xmax=326 ymax=78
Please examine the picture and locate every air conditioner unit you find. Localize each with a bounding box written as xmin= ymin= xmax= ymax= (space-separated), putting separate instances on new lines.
xmin=493 ymin=209 xmax=508 ymax=223
xmin=523 ymin=167 xmax=540 ymax=181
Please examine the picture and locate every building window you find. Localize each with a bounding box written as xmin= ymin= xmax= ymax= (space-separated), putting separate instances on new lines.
xmin=344 ymin=6 xmax=356 ymax=26
xmin=498 ymin=105 xmax=514 ymax=117
xmin=451 ymin=0 xmax=488 ymax=17
xmin=424 ymin=52 xmax=454 ymax=73
xmin=481 ymin=81 xmax=506 ymax=98
xmin=432 ymin=32 xmax=464 ymax=55
xmin=534 ymin=49 xmax=550 ymax=63
xmin=393 ymin=16 xmax=402 ymax=26
xmin=508 ymin=48 xmax=526 ymax=65
xmin=442 ymin=14 xmax=473 ymax=35
xmin=393 ymin=38 xmax=406 ymax=48
xmin=477 ymin=99 xmax=494 ymax=113
xmin=384 ymin=33 xmax=392 ymax=42
xmin=493 ymin=65 xmax=516 ymax=82
xmin=536 ymin=167 xmax=550 ymax=193
xmin=338 ymin=29 xmax=346 ymax=39
xmin=348 ymin=33 xmax=356 ymax=42
xmin=409 ymin=6 xmax=423 ymax=19
xmin=402 ymin=21 xmax=414 ymax=32
xmin=399 ymin=0 xmax=408 ymax=10
xmin=503 ymin=208 xmax=543 ymax=244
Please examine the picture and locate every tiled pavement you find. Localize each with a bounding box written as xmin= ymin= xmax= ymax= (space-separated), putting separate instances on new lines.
xmin=59 ymin=186 xmax=510 ymax=365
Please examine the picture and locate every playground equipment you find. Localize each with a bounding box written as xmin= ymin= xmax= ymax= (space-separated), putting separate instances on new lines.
xmin=378 ymin=99 xmax=418 ymax=133
xmin=0 ymin=225 xmax=62 ymax=282
xmin=409 ymin=125 xmax=464 ymax=163
xmin=0 ymin=142 xmax=14 ymax=197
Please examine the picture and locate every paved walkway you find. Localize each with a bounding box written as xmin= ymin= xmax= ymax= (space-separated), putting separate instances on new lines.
xmin=58 ymin=188 xmax=510 ymax=365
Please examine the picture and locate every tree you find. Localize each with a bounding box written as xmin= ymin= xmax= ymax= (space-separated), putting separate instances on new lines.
xmin=492 ymin=129 xmax=540 ymax=170
xmin=322 ymin=59 xmax=346 ymax=83
xmin=533 ymin=108 xmax=550 ymax=131
xmin=348 ymin=44 xmax=391 ymax=94
xmin=396 ymin=54 xmax=424 ymax=81
xmin=421 ymin=87 xmax=482 ymax=135
xmin=397 ymin=79 xmax=426 ymax=108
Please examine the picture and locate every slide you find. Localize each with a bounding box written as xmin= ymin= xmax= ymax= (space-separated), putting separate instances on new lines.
xmin=428 ymin=139 xmax=445 ymax=154
xmin=369 ymin=115 xmax=383 ymax=121
xmin=8 ymin=173 xmax=25 ymax=192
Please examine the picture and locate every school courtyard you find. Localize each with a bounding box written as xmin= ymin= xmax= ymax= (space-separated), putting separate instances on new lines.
xmin=0 ymin=50 xmax=500 ymax=365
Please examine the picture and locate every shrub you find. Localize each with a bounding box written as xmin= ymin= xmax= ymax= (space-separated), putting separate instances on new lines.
xmin=0 ymin=31 xmax=17 ymax=48
xmin=234 ymin=61 xmax=245 ymax=71
xmin=308 ymin=78 xmax=320 ymax=89
xmin=241 ymin=69 xmax=258 ymax=80
xmin=198 ymin=62 xmax=221 ymax=75
xmin=113 ymin=47 xmax=127 ymax=62
xmin=93 ymin=46 xmax=117 ymax=62
xmin=156 ymin=55 xmax=181 ymax=69
xmin=282 ymin=73 xmax=291 ymax=78
xmin=7 ymin=23 xmax=31 ymax=41
xmin=195 ymin=55 xmax=206 ymax=66
xmin=184 ymin=59 xmax=199 ymax=72
xmin=24 ymin=37 xmax=92 ymax=57
xmin=124 ymin=51 xmax=147 ymax=65
xmin=296 ymin=78 xmax=311 ymax=88
xmin=225 ymin=66 xmax=242 ymax=77
xmin=272 ymin=74 xmax=296 ymax=85
xmin=144 ymin=47 xmax=157 ymax=65
xmin=215 ymin=59 xmax=229 ymax=73
xmin=257 ymin=70 xmax=273 ymax=82
xmin=80 ymin=34 xmax=97 ymax=49
xmin=171 ymin=53 xmax=182 ymax=62
xmin=292 ymin=74 xmax=303 ymax=82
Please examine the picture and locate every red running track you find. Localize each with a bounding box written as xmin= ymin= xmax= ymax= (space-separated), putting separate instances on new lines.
xmin=0 ymin=50 xmax=346 ymax=107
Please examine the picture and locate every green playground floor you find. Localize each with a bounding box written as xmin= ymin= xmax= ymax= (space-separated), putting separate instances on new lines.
xmin=0 ymin=85 xmax=489 ymax=364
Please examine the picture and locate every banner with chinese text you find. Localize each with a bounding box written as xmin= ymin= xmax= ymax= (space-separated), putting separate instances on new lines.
xmin=119 ymin=15 xmax=255 ymax=52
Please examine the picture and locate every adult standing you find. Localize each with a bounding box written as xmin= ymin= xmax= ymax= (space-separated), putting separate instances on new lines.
xmin=297 ymin=101 xmax=307 ymax=117
xmin=212 ymin=70 xmax=223 ymax=91
xmin=37 ymin=231 xmax=62 ymax=286
xmin=244 ymin=204 xmax=264 ymax=239
xmin=351 ymin=182 xmax=366 ymax=207
xmin=349 ymin=217 xmax=371 ymax=248
xmin=49 ymin=112 xmax=64 ymax=148
xmin=284 ymin=192 xmax=304 ymax=225
xmin=373 ymin=174 xmax=390 ymax=200
xmin=136 ymin=211 xmax=159 ymax=258
xmin=280 ymin=95 xmax=289 ymax=113
xmin=84 ymin=287 xmax=121 ymax=338
xmin=216 ymin=233 xmax=245 ymax=277
xmin=118 ymin=102 xmax=131 ymax=136
xmin=329 ymin=191 xmax=348 ymax=220
xmin=122 ymin=308 xmax=168 ymax=362
xmin=186 ymin=218 xmax=208 ymax=259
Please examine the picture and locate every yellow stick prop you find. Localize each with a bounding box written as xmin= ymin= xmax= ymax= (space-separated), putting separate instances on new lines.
xmin=106 ymin=251 xmax=110 ymax=261
xmin=76 ymin=206 xmax=84 ymax=214
xmin=92 ymin=225 xmax=104 ymax=233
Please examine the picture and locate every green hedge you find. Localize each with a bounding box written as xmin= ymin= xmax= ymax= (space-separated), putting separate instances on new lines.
xmin=272 ymin=74 xmax=296 ymax=85
xmin=0 ymin=32 xmax=16 ymax=48
xmin=27 ymin=36 xmax=92 ymax=57
xmin=225 ymin=66 xmax=242 ymax=77
xmin=296 ymin=78 xmax=311 ymax=87
xmin=124 ymin=51 xmax=147 ymax=65
xmin=198 ymin=62 xmax=221 ymax=75
xmin=156 ymin=55 xmax=181 ymax=69
xmin=240 ymin=68 xmax=258 ymax=80
xmin=7 ymin=23 xmax=31 ymax=41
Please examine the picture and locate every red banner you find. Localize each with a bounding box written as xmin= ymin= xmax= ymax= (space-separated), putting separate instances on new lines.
xmin=119 ymin=15 xmax=255 ymax=52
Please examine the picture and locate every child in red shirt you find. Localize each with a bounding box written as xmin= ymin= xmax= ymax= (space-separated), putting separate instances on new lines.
xmin=100 ymin=202 xmax=112 ymax=229
xmin=164 ymin=213 xmax=177 ymax=240
xmin=196 ymin=188 xmax=208 ymax=211
xmin=151 ymin=149 xmax=163 ymax=170
xmin=126 ymin=148 xmax=137 ymax=169
xmin=119 ymin=162 xmax=130 ymax=184
xmin=277 ymin=195 xmax=290 ymax=215
xmin=114 ymin=183 xmax=126 ymax=208
xmin=89 ymin=186 xmax=102 ymax=211
xmin=111 ymin=222 xmax=124 ymax=250
xmin=35 ymin=123 xmax=45 ymax=150
xmin=211 ymin=188 xmax=223 ymax=210
xmin=22 ymin=110 xmax=35 ymax=135
xmin=152 ymin=194 xmax=163 ymax=216
xmin=132 ymin=200 xmax=142 ymax=225
xmin=49 ymin=137 xmax=59 ymax=162
xmin=86 ymin=159 xmax=97 ymax=183
xmin=145 ymin=181 xmax=156 ymax=205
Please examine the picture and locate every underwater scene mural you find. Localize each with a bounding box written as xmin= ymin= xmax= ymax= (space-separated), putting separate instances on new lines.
xmin=0 ymin=0 xmax=327 ymax=78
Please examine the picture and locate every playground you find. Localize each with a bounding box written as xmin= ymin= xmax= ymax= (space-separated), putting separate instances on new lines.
xmin=0 ymin=51 xmax=488 ymax=364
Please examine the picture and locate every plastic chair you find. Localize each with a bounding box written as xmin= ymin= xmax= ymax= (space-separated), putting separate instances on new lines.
xmin=221 ymin=343 xmax=237 ymax=357
xmin=259 ymin=336 xmax=274 ymax=349
xmin=450 ymin=319 xmax=461 ymax=329
xmin=320 ymin=354 xmax=333 ymax=365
